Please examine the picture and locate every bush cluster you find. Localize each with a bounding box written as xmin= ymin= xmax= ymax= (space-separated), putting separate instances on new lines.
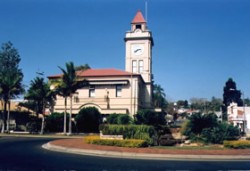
xmin=201 ymin=122 xmax=240 ymax=144
xmin=44 ymin=107 xmax=101 ymax=133
xmin=181 ymin=113 xmax=240 ymax=144
xmin=135 ymin=109 xmax=166 ymax=126
xmin=45 ymin=112 xmax=69 ymax=132
xmin=84 ymin=136 xmax=148 ymax=148
xmin=26 ymin=117 xmax=42 ymax=133
xmin=99 ymin=124 xmax=155 ymax=145
xmin=7 ymin=111 xmax=35 ymax=131
xmin=75 ymin=107 xmax=100 ymax=133
xmin=224 ymin=140 xmax=250 ymax=149
xmin=106 ymin=114 xmax=132 ymax=124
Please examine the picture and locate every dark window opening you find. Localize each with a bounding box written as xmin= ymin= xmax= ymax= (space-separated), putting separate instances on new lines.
xmin=136 ymin=24 xmax=141 ymax=30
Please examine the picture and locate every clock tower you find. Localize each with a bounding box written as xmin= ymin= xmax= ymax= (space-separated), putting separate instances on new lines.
xmin=124 ymin=10 xmax=154 ymax=108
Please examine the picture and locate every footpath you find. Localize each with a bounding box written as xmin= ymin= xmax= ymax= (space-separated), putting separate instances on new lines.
xmin=42 ymin=138 xmax=250 ymax=161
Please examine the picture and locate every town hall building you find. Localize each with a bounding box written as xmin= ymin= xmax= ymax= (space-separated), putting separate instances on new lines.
xmin=48 ymin=11 xmax=154 ymax=117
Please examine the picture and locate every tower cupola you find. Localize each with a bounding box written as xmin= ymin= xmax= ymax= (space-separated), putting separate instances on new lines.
xmin=131 ymin=10 xmax=147 ymax=32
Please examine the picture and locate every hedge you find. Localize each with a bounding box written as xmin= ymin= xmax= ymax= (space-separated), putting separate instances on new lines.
xmin=84 ymin=135 xmax=148 ymax=148
xmin=224 ymin=140 xmax=250 ymax=149
xmin=99 ymin=124 xmax=155 ymax=145
xmin=75 ymin=107 xmax=101 ymax=133
xmin=106 ymin=114 xmax=132 ymax=124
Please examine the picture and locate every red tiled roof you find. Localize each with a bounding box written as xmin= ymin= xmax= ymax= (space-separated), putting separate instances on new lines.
xmin=77 ymin=69 xmax=137 ymax=77
xmin=131 ymin=10 xmax=146 ymax=24
xmin=48 ymin=68 xmax=139 ymax=79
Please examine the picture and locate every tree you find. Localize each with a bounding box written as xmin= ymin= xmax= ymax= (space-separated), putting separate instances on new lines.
xmin=222 ymin=78 xmax=243 ymax=121
xmin=244 ymin=98 xmax=250 ymax=106
xmin=181 ymin=112 xmax=240 ymax=144
xmin=135 ymin=109 xmax=166 ymax=126
xmin=25 ymin=76 xmax=55 ymax=134
xmin=75 ymin=64 xmax=91 ymax=71
xmin=190 ymin=98 xmax=208 ymax=113
xmin=0 ymin=42 xmax=24 ymax=133
xmin=55 ymin=61 xmax=88 ymax=135
xmin=177 ymin=100 xmax=189 ymax=108
xmin=183 ymin=113 xmax=218 ymax=136
xmin=75 ymin=107 xmax=100 ymax=133
xmin=208 ymin=97 xmax=223 ymax=112
xmin=1 ymin=71 xmax=24 ymax=132
xmin=153 ymin=84 xmax=167 ymax=109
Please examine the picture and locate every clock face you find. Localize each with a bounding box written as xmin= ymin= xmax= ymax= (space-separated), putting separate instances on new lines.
xmin=131 ymin=44 xmax=144 ymax=56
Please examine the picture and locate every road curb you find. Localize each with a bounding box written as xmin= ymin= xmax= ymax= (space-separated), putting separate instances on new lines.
xmin=42 ymin=143 xmax=250 ymax=161
xmin=0 ymin=133 xmax=84 ymax=139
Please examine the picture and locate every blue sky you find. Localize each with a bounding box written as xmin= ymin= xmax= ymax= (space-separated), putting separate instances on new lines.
xmin=0 ymin=0 xmax=250 ymax=101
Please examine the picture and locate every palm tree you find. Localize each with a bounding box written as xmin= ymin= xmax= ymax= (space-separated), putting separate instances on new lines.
xmin=153 ymin=84 xmax=167 ymax=109
xmin=56 ymin=62 xmax=88 ymax=135
xmin=75 ymin=64 xmax=91 ymax=71
xmin=0 ymin=70 xmax=24 ymax=133
xmin=25 ymin=76 xmax=55 ymax=134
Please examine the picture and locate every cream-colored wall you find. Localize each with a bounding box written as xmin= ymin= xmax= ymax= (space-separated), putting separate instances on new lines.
xmin=52 ymin=76 xmax=143 ymax=117
xmin=125 ymin=38 xmax=152 ymax=84
xmin=125 ymin=30 xmax=153 ymax=108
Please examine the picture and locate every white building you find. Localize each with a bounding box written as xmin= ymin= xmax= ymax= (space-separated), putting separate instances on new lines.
xmin=227 ymin=102 xmax=250 ymax=133
xmin=48 ymin=11 xmax=154 ymax=117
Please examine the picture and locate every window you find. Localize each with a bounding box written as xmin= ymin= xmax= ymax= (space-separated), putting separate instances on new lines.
xmin=136 ymin=24 xmax=142 ymax=30
xmin=139 ymin=60 xmax=143 ymax=73
xmin=132 ymin=60 xmax=137 ymax=73
xmin=74 ymin=96 xmax=79 ymax=103
xmin=116 ymin=85 xmax=122 ymax=97
xmin=89 ymin=86 xmax=95 ymax=97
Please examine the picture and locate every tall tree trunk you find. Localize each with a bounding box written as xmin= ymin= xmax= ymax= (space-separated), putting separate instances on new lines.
xmin=6 ymin=100 xmax=10 ymax=133
xmin=1 ymin=100 xmax=7 ymax=133
xmin=68 ymin=95 xmax=72 ymax=135
xmin=40 ymin=117 xmax=45 ymax=135
xmin=63 ymin=97 xmax=67 ymax=135
xmin=40 ymin=100 xmax=45 ymax=135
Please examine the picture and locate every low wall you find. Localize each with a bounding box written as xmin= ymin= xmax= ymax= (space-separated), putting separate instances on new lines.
xmin=100 ymin=131 xmax=123 ymax=140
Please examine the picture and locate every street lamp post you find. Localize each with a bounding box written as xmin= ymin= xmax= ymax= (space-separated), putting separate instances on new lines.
xmin=242 ymin=92 xmax=247 ymax=135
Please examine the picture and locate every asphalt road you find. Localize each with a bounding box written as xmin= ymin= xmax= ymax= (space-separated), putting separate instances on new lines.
xmin=0 ymin=136 xmax=249 ymax=171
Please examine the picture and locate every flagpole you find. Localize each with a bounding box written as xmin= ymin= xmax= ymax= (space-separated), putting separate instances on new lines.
xmin=145 ymin=1 xmax=148 ymax=22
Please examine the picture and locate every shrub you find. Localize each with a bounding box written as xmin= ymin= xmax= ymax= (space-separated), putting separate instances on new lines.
xmin=106 ymin=114 xmax=132 ymax=125
xmin=224 ymin=123 xmax=241 ymax=140
xmin=201 ymin=127 xmax=224 ymax=144
xmin=224 ymin=140 xmax=250 ymax=149
xmin=182 ymin=113 xmax=218 ymax=136
xmin=8 ymin=111 xmax=33 ymax=131
xmin=201 ymin=122 xmax=240 ymax=144
xmin=26 ymin=117 xmax=41 ymax=133
xmin=117 ymin=114 xmax=132 ymax=124
xmin=181 ymin=113 xmax=239 ymax=144
xmin=181 ymin=113 xmax=240 ymax=144
xmin=75 ymin=107 xmax=101 ymax=133
xmin=84 ymin=135 xmax=147 ymax=148
xmin=135 ymin=109 xmax=166 ymax=126
xmin=106 ymin=114 xmax=119 ymax=124
xmin=45 ymin=112 xmax=69 ymax=132
xmin=99 ymin=124 xmax=155 ymax=145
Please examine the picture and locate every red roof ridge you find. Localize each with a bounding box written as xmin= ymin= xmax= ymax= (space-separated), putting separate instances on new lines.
xmin=131 ymin=10 xmax=146 ymax=24
xmin=78 ymin=68 xmax=135 ymax=77
xmin=48 ymin=68 xmax=140 ymax=78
